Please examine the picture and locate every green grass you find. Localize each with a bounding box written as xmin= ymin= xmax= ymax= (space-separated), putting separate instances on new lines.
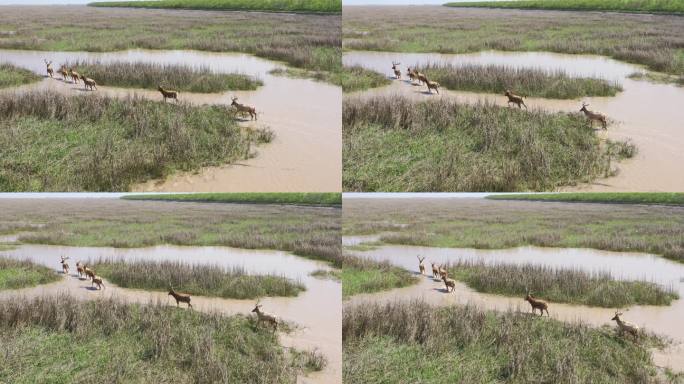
xmin=332 ymin=65 xmax=391 ymax=93
xmin=0 ymin=257 xmax=60 ymax=291
xmin=344 ymin=300 xmax=664 ymax=384
xmin=343 ymin=96 xmax=636 ymax=192
xmin=417 ymin=63 xmax=622 ymax=99
xmin=0 ymin=295 xmax=323 ymax=383
xmin=93 ymin=259 xmax=305 ymax=300
xmin=89 ymin=0 xmax=341 ymax=13
xmin=66 ymin=61 xmax=262 ymax=93
xmin=488 ymin=192 xmax=684 ymax=206
xmin=0 ymin=90 xmax=272 ymax=192
xmin=342 ymin=255 xmax=419 ymax=298
xmin=444 ymin=260 xmax=678 ymax=308
xmin=123 ymin=193 xmax=342 ymax=206
xmin=445 ymin=0 xmax=684 ymax=15
xmin=0 ymin=63 xmax=41 ymax=89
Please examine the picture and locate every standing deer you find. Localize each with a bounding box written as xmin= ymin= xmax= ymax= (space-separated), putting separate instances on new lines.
xmin=80 ymin=75 xmax=97 ymax=91
xmin=69 ymin=68 xmax=80 ymax=84
xmin=580 ymin=102 xmax=608 ymax=130
xmin=391 ymin=61 xmax=401 ymax=79
xmin=231 ymin=97 xmax=257 ymax=121
xmin=76 ymin=261 xmax=84 ymax=278
xmin=504 ymin=90 xmax=527 ymax=109
xmin=168 ymin=285 xmax=192 ymax=308
xmin=158 ymin=85 xmax=178 ymax=103
xmin=252 ymin=301 xmax=278 ymax=331
xmin=525 ymin=291 xmax=549 ymax=316
xmin=44 ymin=60 xmax=54 ymax=78
xmin=426 ymin=79 xmax=440 ymax=94
xmin=59 ymin=256 xmax=69 ymax=275
xmin=611 ymin=311 xmax=640 ymax=339
xmin=92 ymin=276 xmax=105 ymax=290
xmin=431 ymin=263 xmax=440 ymax=279
xmin=417 ymin=255 xmax=426 ymax=275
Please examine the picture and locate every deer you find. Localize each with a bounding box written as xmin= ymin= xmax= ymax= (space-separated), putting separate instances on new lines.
xmin=525 ymin=291 xmax=549 ymax=316
xmin=417 ymin=255 xmax=426 ymax=275
xmin=168 ymin=285 xmax=192 ymax=308
xmin=442 ymin=275 xmax=456 ymax=293
xmin=231 ymin=97 xmax=257 ymax=121
xmin=80 ymin=75 xmax=97 ymax=91
xmin=391 ymin=61 xmax=401 ymax=79
xmin=44 ymin=59 xmax=54 ymax=78
xmin=59 ymin=256 xmax=69 ymax=275
xmin=426 ymin=79 xmax=440 ymax=94
xmin=406 ymin=67 xmax=417 ymax=83
xmin=438 ymin=265 xmax=448 ymax=280
xmin=504 ymin=90 xmax=527 ymax=109
xmin=431 ymin=263 xmax=440 ymax=279
xmin=611 ymin=311 xmax=640 ymax=339
xmin=580 ymin=102 xmax=608 ymax=130
xmin=76 ymin=261 xmax=84 ymax=278
xmin=252 ymin=300 xmax=278 ymax=331
xmin=416 ymin=71 xmax=428 ymax=85
xmin=91 ymin=276 xmax=105 ymax=290
xmin=157 ymin=85 xmax=178 ymax=103
xmin=58 ymin=65 xmax=69 ymax=82
xmin=83 ymin=266 xmax=95 ymax=281
xmin=69 ymin=68 xmax=80 ymax=84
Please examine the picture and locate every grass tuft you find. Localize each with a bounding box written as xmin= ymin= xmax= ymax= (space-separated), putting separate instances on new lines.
xmin=0 ymin=257 xmax=59 ymax=290
xmin=342 ymin=255 xmax=419 ymax=298
xmin=333 ymin=65 xmax=391 ymax=93
xmin=0 ymin=63 xmax=41 ymax=89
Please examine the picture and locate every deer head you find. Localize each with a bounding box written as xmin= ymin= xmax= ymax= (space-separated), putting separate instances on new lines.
xmin=392 ymin=61 xmax=400 ymax=69
xmin=611 ymin=311 xmax=623 ymax=321
xmin=252 ymin=300 xmax=262 ymax=313
xmin=580 ymin=102 xmax=589 ymax=112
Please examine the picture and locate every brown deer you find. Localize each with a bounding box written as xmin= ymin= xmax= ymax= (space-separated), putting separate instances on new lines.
xmin=92 ymin=276 xmax=105 ymax=290
xmin=80 ymin=75 xmax=97 ymax=91
xmin=416 ymin=71 xmax=428 ymax=85
xmin=580 ymin=102 xmax=608 ymax=130
xmin=252 ymin=301 xmax=278 ymax=331
xmin=69 ymin=68 xmax=80 ymax=84
xmin=431 ymin=263 xmax=440 ymax=279
xmin=168 ymin=286 xmax=192 ymax=308
xmin=83 ymin=266 xmax=95 ymax=281
xmin=44 ymin=60 xmax=54 ymax=78
xmin=231 ymin=97 xmax=257 ymax=121
xmin=505 ymin=90 xmax=527 ymax=109
xmin=59 ymin=65 xmax=69 ymax=81
xmin=442 ymin=274 xmax=456 ymax=293
xmin=438 ymin=265 xmax=448 ymax=280
xmin=76 ymin=261 xmax=84 ymax=278
xmin=59 ymin=256 xmax=69 ymax=275
xmin=158 ymin=85 xmax=178 ymax=103
xmin=525 ymin=291 xmax=549 ymax=316
xmin=417 ymin=255 xmax=426 ymax=275
xmin=426 ymin=79 xmax=440 ymax=94
xmin=406 ymin=67 xmax=417 ymax=83
xmin=611 ymin=311 xmax=640 ymax=339
xmin=391 ymin=61 xmax=401 ymax=79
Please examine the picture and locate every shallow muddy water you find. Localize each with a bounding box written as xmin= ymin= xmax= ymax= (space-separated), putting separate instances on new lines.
xmin=343 ymin=50 xmax=684 ymax=192
xmin=0 ymin=49 xmax=341 ymax=192
xmin=0 ymin=244 xmax=341 ymax=384
xmin=344 ymin=239 xmax=684 ymax=371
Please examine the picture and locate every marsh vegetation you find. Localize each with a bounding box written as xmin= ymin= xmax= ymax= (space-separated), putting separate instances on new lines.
xmin=342 ymin=255 xmax=418 ymax=298
xmin=90 ymin=0 xmax=342 ymax=13
xmin=0 ymin=63 xmax=40 ymax=89
xmin=0 ymin=257 xmax=59 ymax=290
xmin=335 ymin=65 xmax=390 ymax=93
xmin=488 ymin=192 xmax=684 ymax=206
xmin=123 ymin=192 xmax=342 ymax=206
xmin=343 ymin=96 xmax=635 ymax=191
xmin=445 ymin=0 xmax=684 ymax=14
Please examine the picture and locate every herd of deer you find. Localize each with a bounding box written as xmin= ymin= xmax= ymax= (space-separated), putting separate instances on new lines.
xmin=391 ymin=62 xmax=609 ymax=130
xmin=415 ymin=255 xmax=640 ymax=339
xmin=43 ymin=59 xmax=257 ymax=120
xmin=59 ymin=256 xmax=104 ymax=290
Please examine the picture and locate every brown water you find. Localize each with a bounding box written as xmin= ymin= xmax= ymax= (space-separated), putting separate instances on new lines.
xmin=344 ymin=239 xmax=684 ymax=372
xmin=343 ymin=50 xmax=684 ymax=192
xmin=0 ymin=244 xmax=341 ymax=384
xmin=0 ymin=49 xmax=341 ymax=192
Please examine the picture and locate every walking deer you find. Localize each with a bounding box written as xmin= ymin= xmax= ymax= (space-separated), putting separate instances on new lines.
xmin=611 ymin=311 xmax=639 ymax=339
xmin=69 ymin=68 xmax=80 ymax=84
xmin=417 ymin=255 xmax=426 ymax=275
xmin=431 ymin=263 xmax=440 ymax=279
xmin=252 ymin=300 xmax=278 ymax=331
xmin=392 ymin=62 xmax=401 ymax=79
xmin=59 ymin=256 xmax=69 ymax=275
xmin=44 ymin=60 xmax=54 ymax=78
xmin=504 ymin=90 xmax=527 ymax=109
xmin=80 ymin=75 xmax=97 ymax=91
xmin=168 ymin=286 xmax=192 ymax=308
xmin=158 ymin=85 xmax=178 ymax=103
xmin=92 ymin=276 xmax=105 ymax=290
xmin=83 ymin=266 xmax=95 ymax=281
xmin=426 ymin=79 xmax=440 ymax=94
xmin=442 ymin=275 xmax=456 ymax=293
xmin=416 ymin=71 xmax=428 ymax=85
xmin=580 ymin=103 xmax=608 ymax=130
xmin=59 ymin=65 xmax=69 ymax=82
xmin=231 ymin=97 xmax=257 ymax=121
xmin=406 ymin=67 xmax=417 ymax=82
xmin=76 ymin=262 xmax=84 ymax=278
xmin=438 ymin=265 xmax=448 ymax=280
xmin=525 ymin=291 xmax=549 ymax=316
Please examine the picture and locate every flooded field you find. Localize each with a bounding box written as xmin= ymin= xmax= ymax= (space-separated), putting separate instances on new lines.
xmin=0 ymin=49 xmax=341 ymax=192
xmin=0 ymin=243 xmax=341 ymax=384
xmin=343 ymin=50 xmax=684 ymax=192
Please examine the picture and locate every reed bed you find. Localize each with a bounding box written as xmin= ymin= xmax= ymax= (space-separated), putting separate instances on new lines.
xmin=0 ymin=294 xmax=322 ymax=383
xmin=417 ymin=63 xmax=622 ymax=99
xmin=92 ymin=259 xmax=305 ymax=299
xmin=0 ymin=90 xmax=273 ymax=191
xmin=343 ymin=300 xmax=663 ymax=383
xmin=66 ymin=60 xmax=262 ymax=93
xmin=0 ymin=257 xmax=59 ymax=290
xmin=445 ymin=0 xmax=684 ymax=14
xmin=123 ymin=192 xmax=342 ymax=206
xmin=0 ymin=63 xmax=40 ymax=89
xmin=343 ymin=96 xmax=636 ymax=192
xmin=342 ymin=255 xmax=419 ymax=298
xmin=488 ymin=192 xmax=684 ymax=206
xmin=443 ymin=260 xmax=678 ymax=307
xmin=90 ymin=0 xmax=342 ymax=13
xmin=335 ymin=65 xmax=390 ymax=93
